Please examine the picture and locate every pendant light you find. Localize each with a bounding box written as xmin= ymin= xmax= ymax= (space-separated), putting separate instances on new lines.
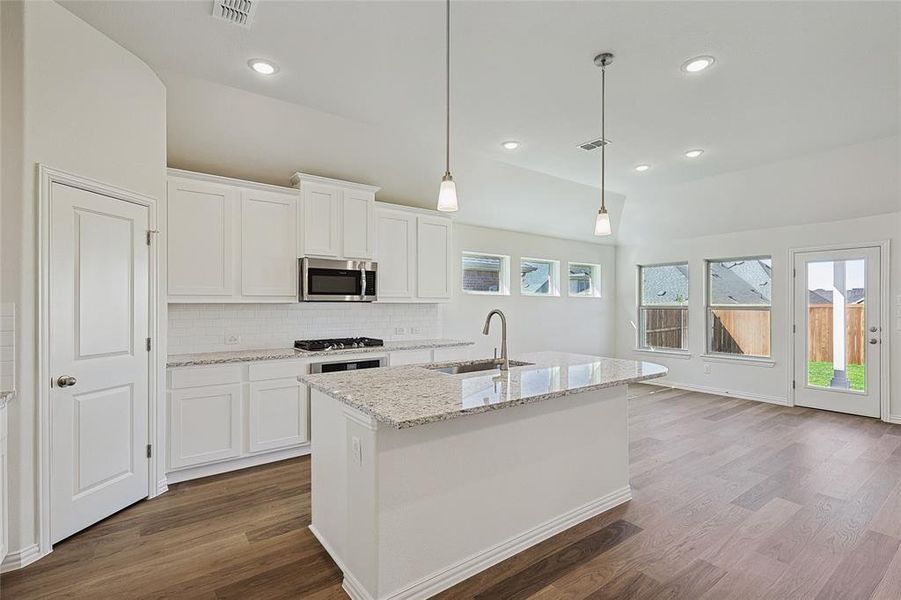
xmin=437 ymin=0 xmax=458 ymax=212
xmin=593 ymin=52 xmax=614 ymax=236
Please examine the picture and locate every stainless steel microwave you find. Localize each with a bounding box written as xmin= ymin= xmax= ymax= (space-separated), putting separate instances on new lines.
xmin=299 ymin=257 xmax=377 ymax=302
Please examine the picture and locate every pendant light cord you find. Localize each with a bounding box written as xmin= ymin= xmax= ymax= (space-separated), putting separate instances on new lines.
xmin=600 ymin=62 xmax=606 ymax=211
xmin=445 ymin=0 xmax=451 ymax=176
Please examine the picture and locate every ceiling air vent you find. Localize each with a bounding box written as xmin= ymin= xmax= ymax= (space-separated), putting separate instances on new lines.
xmin=211 ymin=0 xmax=258 ymax=28
xmin=578 ymin=138 xmax=611 ymax=151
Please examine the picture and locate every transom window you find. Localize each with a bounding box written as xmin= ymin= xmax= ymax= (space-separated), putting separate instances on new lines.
xmin=521 ymin=258 xmax=560 ymax=296
xmin=706 ymin=257 xmax=772 ymax=358
xmin=638 ymin=263 xmax=689 ymax=351
xmin=568 ymin=263 xmax=602 ymax=298
xmin=462 ymin=252 xmax=510 ymax=295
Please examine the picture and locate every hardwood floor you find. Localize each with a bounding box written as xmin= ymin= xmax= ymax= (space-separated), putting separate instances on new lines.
xmin=4 ymin=386 xmax=901 ymax=599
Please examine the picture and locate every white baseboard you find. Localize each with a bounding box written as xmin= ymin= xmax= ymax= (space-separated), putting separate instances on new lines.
xmin=1 ymin=543 xmax=44 ymax=573
xmin=166 ymin=444 xmax=310 ymax=484
xmin=315 ymin=486 xmax=632 ymax=600
xmin=886 ymin=415 xmax=901 ymax=425
xmin=646 ymin=380 xmax=789 ymax=406
xmin=154 ymin=478 xmax=169 ymax=497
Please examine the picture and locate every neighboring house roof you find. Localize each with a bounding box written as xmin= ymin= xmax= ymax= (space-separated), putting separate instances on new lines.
xmin=521 ymin=261 xmax=551 ymax=294
xmin=808 ymin=288 xmax=865 ymax=305
xmin=709 ymin=258 xmax=772 ymax=305
xmin=641 ymin=263 xmax=689 ymax=305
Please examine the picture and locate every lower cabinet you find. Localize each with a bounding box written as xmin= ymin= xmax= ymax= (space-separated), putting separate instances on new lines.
xmin=0 ymin=403 xmax=7 ymax=565
xmin=169 ymin=383 xmax=243 ymax=470
xmin=247 ymin=378 xmax=309 ymax=453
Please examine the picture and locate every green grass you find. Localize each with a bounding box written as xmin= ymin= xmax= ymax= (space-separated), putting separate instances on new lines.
xmin=807 ymin=361 xmax=865 ymax=391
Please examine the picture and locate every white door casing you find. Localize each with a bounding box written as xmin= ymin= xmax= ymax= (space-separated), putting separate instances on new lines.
xmin=49 ymin=182 xmax=151 ymax=544
xmin=793 ymin=247 xmax=882 ymax=418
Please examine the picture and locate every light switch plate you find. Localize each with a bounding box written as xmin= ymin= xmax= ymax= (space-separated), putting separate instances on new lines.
xmin=395 ymin=327 xmax=405 ymax=335
xmin=225 ymin=335 xmax=240 ymax=345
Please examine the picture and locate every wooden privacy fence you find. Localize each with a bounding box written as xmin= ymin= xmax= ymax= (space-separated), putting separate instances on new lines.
xmin=711 ymin=309 xmax=771 ymax=357
xmin=807 ymin=305 xmax=865 ymax=365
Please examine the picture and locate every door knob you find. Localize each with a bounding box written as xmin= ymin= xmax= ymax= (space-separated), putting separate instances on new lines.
xmin=869 ymin=338 xmax=879 ymax=345
xmin=56 ymin=375 xmax=77 ymax=388
xmin=869 ymin=326 xmax=879 ymax=333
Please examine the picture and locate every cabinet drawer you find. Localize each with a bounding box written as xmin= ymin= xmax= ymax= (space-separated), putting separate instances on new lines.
xmin=169 ymin=365 xmax=243 ymax=389
xmin=389 ymin=350 xmax=433 ymax=366
xmin=248 ymin=360 xmax=308 ymax=382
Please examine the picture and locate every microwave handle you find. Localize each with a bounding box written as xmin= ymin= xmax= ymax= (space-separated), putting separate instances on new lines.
xmin=360 ymin=265 xmax=366 ymax=296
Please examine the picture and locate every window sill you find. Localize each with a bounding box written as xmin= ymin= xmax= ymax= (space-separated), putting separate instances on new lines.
xmin=567 ymin=294 xmax=603 ymax=300
xmin=462 ymin=290 xmax=509 ymax=296
xmin=633 ymin=348 xmax=692 ymax=360
xmin=701 ymin=354 xmax=775 ymax=367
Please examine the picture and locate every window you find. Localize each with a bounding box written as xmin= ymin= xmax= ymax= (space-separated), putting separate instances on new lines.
xmin=638 ymin=263 xmax=689 ymax=351
xmin=568 ymin=263 xmax=602 ymax=298
xmin=706 ymin=257 xmax=772 ymax=358
xmin=462 ymin=252 xmax=509 ymax=295
xmin=520 ymin=258 xmax=560 ymax=296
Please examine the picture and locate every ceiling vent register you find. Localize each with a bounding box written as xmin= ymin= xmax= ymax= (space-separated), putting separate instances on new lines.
xmin=211 ymin=0 xmax=257 ymax=28
xmin=578 ymin=138 xmax=610 ymax=151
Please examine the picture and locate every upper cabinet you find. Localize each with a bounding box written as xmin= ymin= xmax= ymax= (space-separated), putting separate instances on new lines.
xmin=292 ymin=173 xmax=379 ymax=261
xmin=167 ymin=169 xmax=299 ymax=303
xmin=375 ymin=205 xmax=452 ymax=303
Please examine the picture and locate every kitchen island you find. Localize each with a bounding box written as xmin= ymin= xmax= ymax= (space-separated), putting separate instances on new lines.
xmin=302 ymin=352 xmax=666 ymax=600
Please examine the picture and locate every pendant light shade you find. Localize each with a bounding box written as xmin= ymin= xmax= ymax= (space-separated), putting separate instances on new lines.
xmin=437 ymin=173 xmax=458 ymax=212
xmin=437 ymin=0 xmax=459 ymax=212
xmin=593 ymin=52 xmax=614 ymax=236
xmin=594 ymin=208 xmax=612 ymax=236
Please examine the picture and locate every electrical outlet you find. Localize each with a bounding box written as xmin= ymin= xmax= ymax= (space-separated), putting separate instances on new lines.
xmin=351 ymin=436 xmax=362 ymax=466
xmin=395 ymin=327 xmax=405 ymax=335
xmin=703 ymin=363 xmax=712 ymax=375
xmin=225 ymin=335 xmax=240 ymax=345
xmin=411 ymin=327 xmax=422 ymax=334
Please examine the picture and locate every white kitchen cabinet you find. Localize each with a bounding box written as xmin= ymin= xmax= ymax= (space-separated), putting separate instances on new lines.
xmin=168 ymin=383 xmax=243 ymax=470
xmin=241 ymin=189 xmax=298 ymax=298
xmin=167 ymin=170 xmax=299 ymax=303
xmin=417 ymin=215 xmax=453 ymax=300
xmin=376 ymin=209 xmax=416 ymax=298
xmin=374 ymin=204 xmax=452 ymax=303
xmin=247 ymin=378 xmax=309 ymax=453
xmin=167 ymin=177 xmax=236 ymax=297
xmin=388 ymin=349 xmax=433 ymax=366
xmin=292 ymin=173 xmax=380 ymax=260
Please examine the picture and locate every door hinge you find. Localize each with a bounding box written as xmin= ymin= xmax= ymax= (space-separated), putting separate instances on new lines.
xmin=146 ymin=229 xmax=159 ymax=245
xmin=146 ymin=444 xmax=152 ymax=459
xmin=146 ymin=337 xmax=152 ymax=352
xmin=793 ymin=268 xmax=796 ymax=278
xmin=792 ymin=380 xmax=796 ymax=389
xmin=793 ymin=324 xmax=796 ymax=334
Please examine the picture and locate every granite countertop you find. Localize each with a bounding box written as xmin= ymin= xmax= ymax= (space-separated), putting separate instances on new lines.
xmin=167 ymin=339 xmax=474 ymax=368
xmin=301 ymin=351 xmax=667 ymax=429
xmin=0 ymin=390 xmax=14 ymax=409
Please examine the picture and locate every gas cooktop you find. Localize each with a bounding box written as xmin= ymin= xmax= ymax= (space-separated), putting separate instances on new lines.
xmin=294 ymin=337 xmax=384 ymax=352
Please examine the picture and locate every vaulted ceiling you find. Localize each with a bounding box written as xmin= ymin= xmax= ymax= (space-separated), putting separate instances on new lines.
xmin=61 ymin=1 xmax=900 ymax=243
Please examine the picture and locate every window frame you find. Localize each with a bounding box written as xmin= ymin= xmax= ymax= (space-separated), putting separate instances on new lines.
xmin=636 ymin=262 xmax=690 ymax=352
xmin=520 ymin=257 xmax=561 ymax=297
xmin=704 ymin=255 xmax=773 ymax=360
xmin=566 ymin=262 xmax=603 ymax=299
xmin=461 ymin=251 xmax=510 ymax=296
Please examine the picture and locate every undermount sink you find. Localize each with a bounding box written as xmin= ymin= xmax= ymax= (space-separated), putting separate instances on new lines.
xmin=427 ymin=359 xmax=533 ymax=375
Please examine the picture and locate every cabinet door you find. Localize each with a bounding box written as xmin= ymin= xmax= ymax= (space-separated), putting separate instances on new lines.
xmin=376 ymin=210 xmax=416 ymax=298
xmin=241 ymin=190 xmax=298 ymax=298
xmin=169 ymin=384 xmax=242 ymax=470
xmin=302 ymin=183 xmax=340 ymax=257
xmin=167 ymin=179 xmax=236 ymax=296
xmin=342 ymin=190 xmax=374 ymax=259
xmin=417 ymin=216 xmax=452 ymax=299
xmin=247 ymin=378 xmax=309 ymax=453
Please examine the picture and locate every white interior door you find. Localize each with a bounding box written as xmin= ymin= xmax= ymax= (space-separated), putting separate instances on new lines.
xmin=50 ymin=182 xmax=150 ymax=544
xmin=793 ymin=247 xmax=881 ymax=418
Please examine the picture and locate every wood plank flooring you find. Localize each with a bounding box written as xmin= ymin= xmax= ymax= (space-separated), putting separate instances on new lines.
xmin=4 ymin=386 xmax=901 ymax=599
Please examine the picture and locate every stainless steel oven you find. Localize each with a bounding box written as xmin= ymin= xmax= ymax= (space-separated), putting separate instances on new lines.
xmin=299 ymin=257 xmax=377 ymax=302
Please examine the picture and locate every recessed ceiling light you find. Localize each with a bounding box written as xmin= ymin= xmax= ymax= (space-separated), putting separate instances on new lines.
xmin=501 ymin=141 xmax=520 ymax=150
xmin=634 ymin=164 xmax=650 ymax=172
xmin=248 ymin=59 xmax=278 ymax=75
xmin=681 ymin=55 xmax=715 ymax=73
xmin=685 ymin=149 xmax=705 ymax=158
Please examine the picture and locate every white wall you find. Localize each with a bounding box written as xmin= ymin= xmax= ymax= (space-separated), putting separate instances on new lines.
xmin=443 ymin=224 xmax=617 ymax=359
xmin=0 ymin=0 xmax=166 ymax=560
xmin=615 ymin=212 xmax=901 ymax=419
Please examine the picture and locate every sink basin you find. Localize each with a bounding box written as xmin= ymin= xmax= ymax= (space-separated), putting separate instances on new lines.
xmin=427 ymin=359 xmax=533 ymax=375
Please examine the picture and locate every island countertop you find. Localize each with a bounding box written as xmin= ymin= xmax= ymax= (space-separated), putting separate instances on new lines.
xmin=301 ymin=351 xmax=667 ymax=429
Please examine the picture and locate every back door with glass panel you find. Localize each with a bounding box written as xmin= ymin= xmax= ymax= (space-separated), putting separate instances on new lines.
xmin=793 ymin=248 xmax=881 ymax=418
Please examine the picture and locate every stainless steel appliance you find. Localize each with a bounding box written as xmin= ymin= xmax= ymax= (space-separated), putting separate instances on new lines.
xmin=309 ymin=356 xmax=386 ymax=373
xmin=299 ymin=257 xmax=377 ymax=302
xmin=294 ymin=337 xmax=384 ymax=352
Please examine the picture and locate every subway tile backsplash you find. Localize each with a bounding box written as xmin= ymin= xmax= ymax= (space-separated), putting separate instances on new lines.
xmin=168 ymin=303 xmax=443 ymax=355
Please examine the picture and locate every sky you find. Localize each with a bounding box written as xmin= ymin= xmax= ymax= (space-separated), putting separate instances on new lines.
xmin=807 ymin=259 xmax=866 ymax=292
